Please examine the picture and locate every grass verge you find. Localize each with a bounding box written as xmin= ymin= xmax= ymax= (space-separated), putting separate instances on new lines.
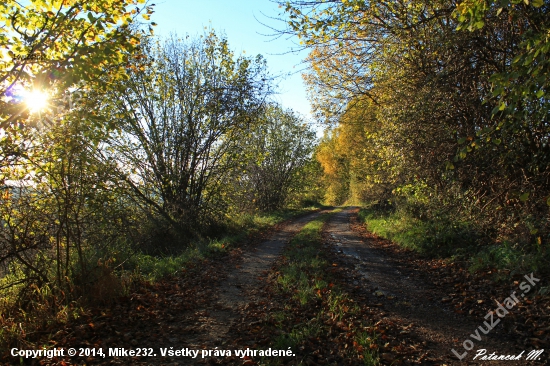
xmin=357 ymin=206 xmax=550 ymax=282
xmin=127 ymin=205 xmax=326 ymax=282
xmin=262 ymin=210 xmax=380 ymax=365
xmin=357 ymin=207 xmax=479 ymax=258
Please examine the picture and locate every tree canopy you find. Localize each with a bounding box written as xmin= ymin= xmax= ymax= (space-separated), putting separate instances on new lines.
xmin=0 ymin=0 xmax=154 ymax=128
xmin=281 ymin=0 xmax=550 ymax=254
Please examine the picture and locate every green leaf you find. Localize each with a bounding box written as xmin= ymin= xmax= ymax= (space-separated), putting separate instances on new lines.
xmin=532 ymin=0 xmax=543 ymax=6
xmin=458 ymin=137 xmax=467 ymax=144
xmin=492 ymin=87 xmax=504 ymax=96
xmin=519 ymin=192 xmax=530 ymax=202
xmin=474 ymin=21 xmax=485 ymax=29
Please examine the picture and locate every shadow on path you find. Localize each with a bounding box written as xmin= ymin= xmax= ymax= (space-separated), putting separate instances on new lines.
xmin=325 ymin=207 xmax=543 ymax=365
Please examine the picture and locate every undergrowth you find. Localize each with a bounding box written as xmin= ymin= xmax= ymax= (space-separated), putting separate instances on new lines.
xmin=358 ymin=206 xmax=550 ymax=281
xmin=0 ymin=206 xmax=322 ymax=354
xmin=358 ymin=206 xmax=478 ymax=257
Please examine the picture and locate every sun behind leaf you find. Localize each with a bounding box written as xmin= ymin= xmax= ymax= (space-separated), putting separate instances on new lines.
xmin=24 ymin=89 xmax=49 ymax=113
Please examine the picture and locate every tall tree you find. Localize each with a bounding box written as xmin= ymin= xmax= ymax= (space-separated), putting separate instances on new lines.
xmin=282 ymin=0 xmax=550 ymax=245
xmin=239 ymin=104 xmax=316 ymax=211
xmin=106 ymin=32 xmax=271 ymax=235
xmin=0 ymin=0 xmax=154 ymax=304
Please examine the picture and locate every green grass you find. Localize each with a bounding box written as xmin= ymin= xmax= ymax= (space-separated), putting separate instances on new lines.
xmin=358 ymin=206 xmax=550 ymax=283
xmin=468 ymin=241 xmax=550 ymax=283
xmin=357 ymin=207 xmax=478 ymax=257
xmin=135 ymin=206 xmax=325 ymax=281
xmin=276 ymin=212 xmax=334 ymax=305
xmin=271 ymin=313 xmax=325 ymax=350
xmin=232 ymin=204 xmax=326 ymax=234
xmin=358 ymin=208 xmax=426 ymax=251
xmin=263 ymin=209 xmax=379 ymax=365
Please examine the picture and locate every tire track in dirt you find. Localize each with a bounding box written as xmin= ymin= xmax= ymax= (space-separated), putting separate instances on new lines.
xmin=325 ymin=207 xmax=545 ymax=365
xmin=165 ymin=209 xmax=332 ymax=365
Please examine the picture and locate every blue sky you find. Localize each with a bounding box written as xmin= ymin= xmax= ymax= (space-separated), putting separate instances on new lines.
xmin=150 ymin=0 xmax=313 ymax=121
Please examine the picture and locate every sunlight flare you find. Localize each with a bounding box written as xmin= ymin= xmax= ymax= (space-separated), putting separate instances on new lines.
xmin=24 ymin=89 xmax=49 ymax=113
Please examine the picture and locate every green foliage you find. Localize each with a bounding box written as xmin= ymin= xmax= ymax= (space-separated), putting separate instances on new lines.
xmin=0 ymin=0 xmax=155 ymax=317
xmin=277 ymin=215 xmax=327 ymax=284
xmin=127 ymin=246 xmax=209 ymax=282
xmin=283 ymin=0 xmax=550 ymax=272
xmin=0 ymin=0 xmax=154 ymax=129
xmin=277 ymin=215 xmax=329 ymax=304
xmin=454 ymin=0 xmax=550 ymax=188
xmin=231 ymin=104 xmax=318 ymax=212
xmin=270 ymin=314 xmax=324 ymax=353
xmin=75 ymin=206 xmax=323 ymax=285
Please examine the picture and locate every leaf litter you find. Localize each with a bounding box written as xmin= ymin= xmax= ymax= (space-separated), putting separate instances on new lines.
xmin=5 ymin=207 xmax=548 ymax=365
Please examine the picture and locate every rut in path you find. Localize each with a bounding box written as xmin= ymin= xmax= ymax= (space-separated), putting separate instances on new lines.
xmin=325 ymin=207 xmax=544 ymax=365
xmin=188 ymin=210 xmax=328 ymax=345
xmin=159 ymin=209 xmax=330 ymax=365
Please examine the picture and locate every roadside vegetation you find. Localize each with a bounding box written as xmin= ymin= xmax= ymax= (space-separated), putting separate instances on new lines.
xmin=0 ymin=1 xmax=322 ymax=352
xmin=2 ymin=0 xmax=550 ymax=361
xmin=280 ymin=0 xmax=550 ymax=278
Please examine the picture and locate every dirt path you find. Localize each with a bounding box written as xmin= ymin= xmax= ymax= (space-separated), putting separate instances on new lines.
xmin=325 ymin=207 xmax=546 ymax=365
xmin=179 ymin=210 xmax=330 ymax=356
xmin=17 ymin=207 xmax=547 ymax=365
xmin=135 ymin=209 xmax=332 ymax=366
xmin=22 ymin=210 xmax=330 ymax=366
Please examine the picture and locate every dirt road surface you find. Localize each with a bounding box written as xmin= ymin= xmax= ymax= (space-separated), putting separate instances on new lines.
xmin=325 ymin=207 xmax=546 ymax=365
xmin=17 ymin=207 xmax=547 ymax=366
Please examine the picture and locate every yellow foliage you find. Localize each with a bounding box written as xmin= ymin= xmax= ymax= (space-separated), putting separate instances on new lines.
xmin=315 ymin=96 xmax=400 ymax=205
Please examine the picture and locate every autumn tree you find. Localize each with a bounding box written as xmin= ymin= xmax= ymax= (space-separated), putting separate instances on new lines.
xmin=104 ymin=32 xmax=271 ymax=238
xmin=282 ymin=0 xmax=550 ymax=253
xmin=0 ymin=0 xmax=154 ymax=324
xmin=236 ymin=104 xmax=316 ymax=211
xmin=316 ymin=96 xmax=399 ymax=205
